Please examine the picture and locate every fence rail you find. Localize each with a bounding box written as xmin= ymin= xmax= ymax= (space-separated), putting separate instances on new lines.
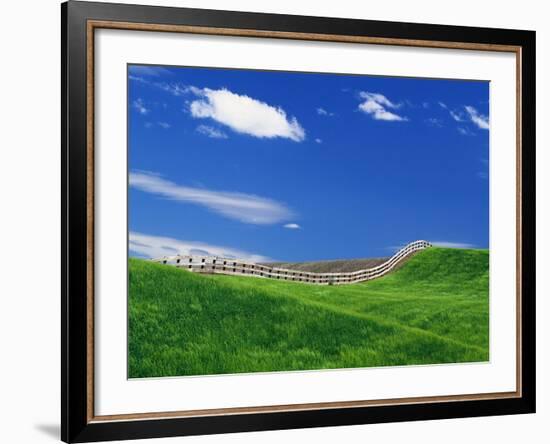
xmin=151 ymin=240 xmax=431 ymax=285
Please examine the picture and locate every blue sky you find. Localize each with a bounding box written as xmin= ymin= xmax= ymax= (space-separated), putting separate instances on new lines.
xmin=128 ymin=64 xmax=489 ymax=262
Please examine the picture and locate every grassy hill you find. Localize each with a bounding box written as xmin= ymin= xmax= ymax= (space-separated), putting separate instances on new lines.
xmin=128 ymin=247 xmax=489 ymax=378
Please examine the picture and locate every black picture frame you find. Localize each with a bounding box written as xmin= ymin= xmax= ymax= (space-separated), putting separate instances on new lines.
xmin=62 ymin=1 xmax=536 ymax=442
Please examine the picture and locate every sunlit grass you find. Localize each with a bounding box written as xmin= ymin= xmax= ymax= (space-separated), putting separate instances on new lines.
xmin=128 ymin=247 xmax=489 ymax=378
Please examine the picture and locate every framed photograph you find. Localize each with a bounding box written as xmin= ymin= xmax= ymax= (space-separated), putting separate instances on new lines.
xmin=61 ymin=1 xmax=535 ymax=442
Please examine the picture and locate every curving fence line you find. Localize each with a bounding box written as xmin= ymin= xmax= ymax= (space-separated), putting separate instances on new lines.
xmin=152 ymin=240 xmax=432 ymax=286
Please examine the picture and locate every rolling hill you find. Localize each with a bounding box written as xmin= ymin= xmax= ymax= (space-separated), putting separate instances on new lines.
xmin=128 ymin=247 xmax=489 ymax=378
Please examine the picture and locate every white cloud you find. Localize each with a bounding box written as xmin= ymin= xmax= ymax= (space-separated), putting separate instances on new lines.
xmin=438 ymin=101 xmax=465 ymax=122
xmin=131 ymin=77 xmax=201 ymax=97
xmin=449 ymin=110 xmax=464 ymax=122
xmin=155 ymin=82 xmax=199 ymax=97
xmin=189 ymin=88 xmax=305 ymax=141
xmin=315 ymin=138 xmax=322 ymax=144
xmin=144 ymin=121 xmax=170 ymax=129
xmin=317 ymin=107 xmax=334 ymax=116
xmin=129 ymin=171 xmax=295 ymax=225
xmin=130 ymin=232 xmax=271 ymax=262
xmin=431 ymin=241 xmax=476 ymax=249
xmin=465 ymin=105 xmax=489 ymax=130
xmin=128 ymin=65 xmax=172 ymax=77
xmin=132 ymin=98 xmax=149 ymax=115
xmin=196 ymin=124 xmax=228 ymax=139
xmin=477 ymin=171 xmax=488 ymax=180
xmin=426 ymin=118 xmax=443 ymax=127
xmin=129 ymin=75 xmax=148 ymax=84
xmin=126 ymin=74 xmax=199 ymax=99
xmin=358 ymin=92 xmax=407 ymax=121
xmin=457 ymin=127 xmax=474 ymax=136
xmin=129 ymin=82 xmax=306 ymax=141
xmin=283 ymin=223 xmax=301 ymax=229
xmin=387 ymin=240 xmax=476 ymax=251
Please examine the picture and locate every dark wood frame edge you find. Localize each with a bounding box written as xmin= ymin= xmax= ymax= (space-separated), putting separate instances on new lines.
xmin=62 ymin=1 xmax=536 ymax=442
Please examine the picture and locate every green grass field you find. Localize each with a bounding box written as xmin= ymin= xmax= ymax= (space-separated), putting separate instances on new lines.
xmin=128 ymin=247 xmax=489 ymax=378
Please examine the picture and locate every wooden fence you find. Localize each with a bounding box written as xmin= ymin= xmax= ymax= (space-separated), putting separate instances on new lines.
xmin=152 ymin=240 xmax=432 ymax=285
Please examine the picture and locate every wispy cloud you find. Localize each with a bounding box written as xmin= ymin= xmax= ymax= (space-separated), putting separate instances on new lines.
xmin=132 ymin=98 xmax=149 ymax=115
xmin=129 ymin=75 xmax=148 ymax=84
xmin=439 ymin=101 xmax=466 ymax=122
xmin=449 ymin=110 xmax=465 ymax=122
xmin=387 ymin=240 xmax=476 ymax=251
xmin=316 ymin=107 xmax=334 ymax=116
xmin=128 ymin=74 xmax=198 ymax=98
xmin=128 ymin=80 xmax=307 ymax=141
xmin=478 ymin=158 xmax=489 ymax=179
xmin=189 ymin=88 xmax=305 ymax=141
xmin=440 ymin=100 xmax=489 ymax=130
xmin=315 ymin=138 xmax=323 ymax=144
xmin=465 ymin=105 xmax=489 ymax=130
xmin=129 ymin=171 xmax=295 ymax=225
xmin=477 ymin=171 xmax=488 ymax=180
xmin=155 ymin=82 xmax=198 ymax=97
xmin=457 ymin=126 xmax=474 ymax=136
xmin=426 ymin=117 xmax=443 ymax=127
xmin=358 ymin=92 xmax=407 ymax=121
xmin=431 ymin=241 xmax=476 ymax=249
xmin=128 ymin=65 xmax=172 ymax=77
xmin=144 ymin=121 xmax=170 ymax=129
xmin=130 ymin=232 xmax=271 ymax=262
xmin=196 ymin=124 xmax=228 ymax=139
xmin=283 ymin=223 xmax=301 ymax=230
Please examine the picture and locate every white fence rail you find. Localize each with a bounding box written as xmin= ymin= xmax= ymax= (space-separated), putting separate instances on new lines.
xmin=151 ymin=240 xmax=431 ymax=286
